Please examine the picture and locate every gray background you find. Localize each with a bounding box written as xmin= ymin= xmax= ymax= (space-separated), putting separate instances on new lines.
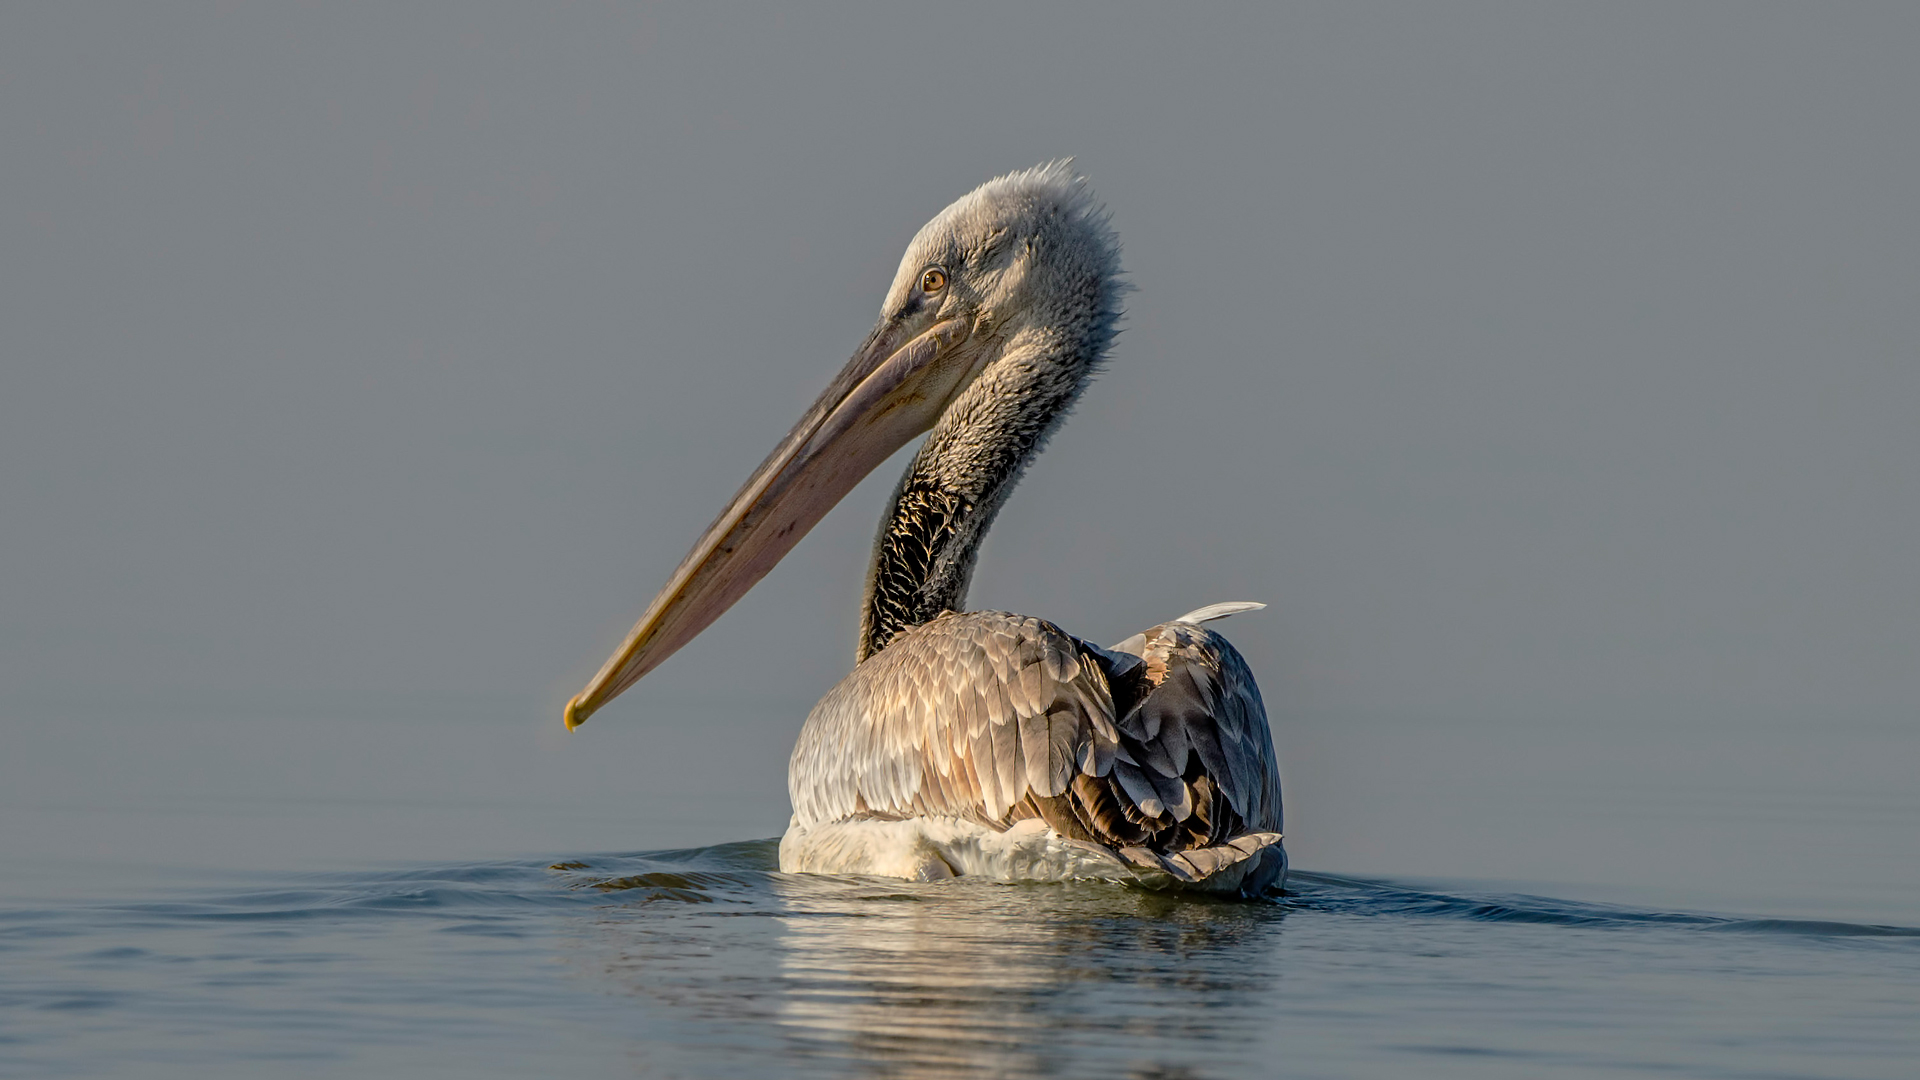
xmin=3 ymin=3 xmax=1915 ymax=919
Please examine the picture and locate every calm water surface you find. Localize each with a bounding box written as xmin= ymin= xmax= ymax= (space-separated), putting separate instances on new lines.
xmin=4 ymin=703 xmax=1917 ymax=1078
xmin=7 ymin=843 xmax=1919 ymax=1079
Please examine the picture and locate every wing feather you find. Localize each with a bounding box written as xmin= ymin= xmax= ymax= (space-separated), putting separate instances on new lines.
xmin=1110 ymin=760 xmax=1165 ymax=818
xmin=787 ymin=609 xmax=1282 ymax=858
xmin=989 ymin=700 xmax=1024 ymax=818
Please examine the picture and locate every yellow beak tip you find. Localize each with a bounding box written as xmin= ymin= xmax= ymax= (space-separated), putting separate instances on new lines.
xmin=563 ymin=695 xmax=590 ymax=731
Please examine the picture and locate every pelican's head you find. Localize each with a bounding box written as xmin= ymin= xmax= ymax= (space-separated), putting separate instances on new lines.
xmin=874 ymin=161 xmax=1122 ymax=377
xmin=564 ymin=163 xmax=1122 ymax=729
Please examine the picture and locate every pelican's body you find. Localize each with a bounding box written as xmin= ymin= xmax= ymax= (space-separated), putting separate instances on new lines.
xmin=566 ymin=164 xmax=1285 ymax=896
xmin=784 ymin=607 xmax=1284 ymax=893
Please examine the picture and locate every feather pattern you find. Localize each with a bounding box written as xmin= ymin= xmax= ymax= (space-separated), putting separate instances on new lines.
xmin=786 ymin=608 xmax=1284 ymax=893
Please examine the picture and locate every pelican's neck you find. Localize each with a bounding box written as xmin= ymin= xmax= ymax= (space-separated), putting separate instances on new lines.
xmin=857 ymin=326 xmax=1104 ymax=662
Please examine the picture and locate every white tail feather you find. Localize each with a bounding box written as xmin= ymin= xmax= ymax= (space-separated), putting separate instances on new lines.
xmin=1171 ymin=601 xmax=1266 ymax=626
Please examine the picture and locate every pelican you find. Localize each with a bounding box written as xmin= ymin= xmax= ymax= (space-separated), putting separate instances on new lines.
xmin=564 ymin=163 xmax=1285 ymax=896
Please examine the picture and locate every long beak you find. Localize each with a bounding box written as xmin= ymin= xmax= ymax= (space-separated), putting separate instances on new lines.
xmin=563 ymin=316 xmax=976 ymax=729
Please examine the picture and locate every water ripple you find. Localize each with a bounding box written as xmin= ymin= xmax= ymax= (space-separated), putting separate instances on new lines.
xmin=7 ymin=842 xmax=1916 ymax=1079
xmin=1282 ymin=870 xmax=1920 ymax=938
xmin=46 ymin=840 xmax=1908 ymax=941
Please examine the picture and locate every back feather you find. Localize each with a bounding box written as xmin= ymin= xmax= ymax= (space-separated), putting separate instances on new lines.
xmin=789 ymin=610 xmax=1283 ymax=863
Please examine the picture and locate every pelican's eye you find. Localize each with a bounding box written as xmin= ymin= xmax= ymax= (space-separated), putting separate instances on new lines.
xmin=919 ymin=267 xmax=947 ymax=293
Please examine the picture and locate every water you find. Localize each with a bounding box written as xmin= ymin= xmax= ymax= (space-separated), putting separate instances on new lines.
xmin=7 ymin=843 xmax=1918 ymax=1079
xmin=5 ymin=701 xmax=1918 ymax=1078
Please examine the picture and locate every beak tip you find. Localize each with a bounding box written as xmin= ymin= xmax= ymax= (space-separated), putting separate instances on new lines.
xmin=563 ymin=694 xmax=590 ymax=731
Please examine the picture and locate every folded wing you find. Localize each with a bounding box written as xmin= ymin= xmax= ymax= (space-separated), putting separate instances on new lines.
xmin=788 ymin=610 xmax=1282 ymax=859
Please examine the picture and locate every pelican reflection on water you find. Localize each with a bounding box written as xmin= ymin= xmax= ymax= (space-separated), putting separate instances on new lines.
xmin=576 ymin=867 xmax=1287 ymax=1077
xmin=565 ymin=164 xmax=1285 ymax=896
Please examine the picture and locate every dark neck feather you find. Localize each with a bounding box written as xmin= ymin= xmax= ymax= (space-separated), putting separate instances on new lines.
xmin=857 ymin=330 xmax=1100 ymax=662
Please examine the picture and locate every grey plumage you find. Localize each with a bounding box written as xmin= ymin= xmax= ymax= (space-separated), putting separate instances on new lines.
xmin=790 ymin=609 xmax=1285 ymax=893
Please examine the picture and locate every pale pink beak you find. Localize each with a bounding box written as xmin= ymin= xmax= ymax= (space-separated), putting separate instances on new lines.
xmin=564 ymin=315 xmax=977 ymax=729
